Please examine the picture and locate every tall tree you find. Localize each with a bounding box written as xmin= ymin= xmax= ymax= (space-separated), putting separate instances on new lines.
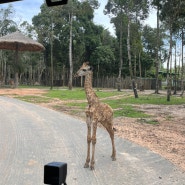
xmin=151 ymin=0 xmax=162 ymax=94
xmin=65 ymin=0 xmax=99 ymax=89
xmin=176 ymin=1 xmax=185 ymax=96
xmin=90 ymin=45 xmax=115 ymax=78
xmin=105 ymin=0 xmax=149 ymax=96
xmin=32 ymin=4 xmax=56 ymax=87
xmin=0 ymin=5 xmax=17 ymax=85
xmin=33 ymin=1 xmax=100 ymax=87
xmin=160 ymin=0 xmax=183 ymax=101
xmin=63 ymin=0 xmax=76 ymax=90
xmin=0 ymin=5 xmax=17 ymax=36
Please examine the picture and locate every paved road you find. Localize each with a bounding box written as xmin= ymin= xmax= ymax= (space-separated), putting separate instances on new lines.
xmin=0 ymin=96 xmax=185 ymax=185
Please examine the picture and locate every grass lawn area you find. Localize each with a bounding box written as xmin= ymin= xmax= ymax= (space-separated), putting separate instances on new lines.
xmin=15 ymin=87 xmax=185 ymax=122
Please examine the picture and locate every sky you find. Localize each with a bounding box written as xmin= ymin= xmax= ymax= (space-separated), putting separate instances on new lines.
xmin=94 ymin=1 xmax=157 ymax=36
xmin=0 ymin=0 xmax=157 ymax=37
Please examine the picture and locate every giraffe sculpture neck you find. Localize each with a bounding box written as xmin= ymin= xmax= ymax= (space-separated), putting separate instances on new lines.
xmin=84 ymin=72 xmax=99 ymax=106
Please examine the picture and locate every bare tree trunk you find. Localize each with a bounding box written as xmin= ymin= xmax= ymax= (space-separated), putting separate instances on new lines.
xmin=155 ymin=6 xmax=160 ymax=94
xmin=117 ymin=16 xmax=123 ymax=92
xmin=68 ymin=12 xmax=73 ymax=90
xmin=169 ymin=50 xmax=172 ymax=95
xmin=0 ymin=51 xmax=7 ymax=86
xmin=3 ymin=59 xmax=6 ymax=85
xmin=139 ymin=52 xmax=141 ymax=78
xmin=180 ymin=29 xmax=184 ymax=97
xmin=167 ymin=26 xmax=173 ymax=101
xmin=7 ymin=65 xmax=11 ymax=84
xmin=134 ymin=54 xmax=136 ymax=77
xmin=62 ymin=65 xmax=65 ymax=86
xmin=0 ymin=51 xmax=3 ymax=86
xmin=127 ymin=15 xmax=138 ymax=98
xmin=14 ymin=48 xmax=19 ymax=88
xmin=19 ymin=73 xmax=23 ymax=85
xmin=38 ymin=64 xmax=45 ymax=85
xmin=127 ymin=17 xmax=133 ymax=78
xmin=81 ymin=76 xmax=83 ymax=87
xmin=132 ymin=79 xmax=138 ymax=98
xmin=29 ymin=65 xmax=32 ymax=85
xmin=138 ymin=52 xmax=143 ymax=91
xmin=173 ymin=42 xmax=177 ymax=95
xmin=50 ymin=16 xmax=54 ymax=90
xmin=33 ymin=69 xmax=36 ymax=85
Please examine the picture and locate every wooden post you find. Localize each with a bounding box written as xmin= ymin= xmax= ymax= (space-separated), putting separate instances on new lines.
xmin=14 ymin=44 xmax=19 ymax=88
xmin=132 ymin=79 xmax=138 ymax=98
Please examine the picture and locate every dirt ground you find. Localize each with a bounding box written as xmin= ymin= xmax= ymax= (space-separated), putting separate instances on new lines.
xmin=0 ymin=88 xmax=185 ymax=172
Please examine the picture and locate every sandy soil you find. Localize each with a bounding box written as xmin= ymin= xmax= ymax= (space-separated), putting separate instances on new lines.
xmin=0 ymin=88 xmax=184 ymax=172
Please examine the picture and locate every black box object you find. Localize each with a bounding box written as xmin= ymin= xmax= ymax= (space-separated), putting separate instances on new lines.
xmin=44 ymin=162 xmax=67 ymax=185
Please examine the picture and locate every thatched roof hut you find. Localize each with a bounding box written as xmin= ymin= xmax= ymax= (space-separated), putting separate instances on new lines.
xmin=0 ymin=31 xmax=45 ymax=88
xmin=0 ymin=31 xmax=45 ymax=51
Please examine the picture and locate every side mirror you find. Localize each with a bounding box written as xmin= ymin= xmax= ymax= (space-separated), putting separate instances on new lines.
xmin=45 ymin=0 xmax=68 ymax=7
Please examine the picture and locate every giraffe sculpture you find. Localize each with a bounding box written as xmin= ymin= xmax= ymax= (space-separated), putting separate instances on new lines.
xmin=75 ymin=62 xmax=116 ymax=170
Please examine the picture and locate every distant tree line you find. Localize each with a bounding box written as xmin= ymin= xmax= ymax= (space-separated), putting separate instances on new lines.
xmin=0 ymin=1 xmax=185 ymax=100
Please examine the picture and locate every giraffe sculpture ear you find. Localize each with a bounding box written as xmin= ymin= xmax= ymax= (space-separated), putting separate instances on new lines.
xmin=89 ymin=66 xmax=93 ymax=71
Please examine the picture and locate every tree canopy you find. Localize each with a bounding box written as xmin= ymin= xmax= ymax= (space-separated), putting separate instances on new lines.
xmin=0 ymin=0 xmax=184 ymax=96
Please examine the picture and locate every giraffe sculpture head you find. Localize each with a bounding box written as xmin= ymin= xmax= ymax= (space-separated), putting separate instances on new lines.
xmin=75 ymin=62 xmax=93 ymax=77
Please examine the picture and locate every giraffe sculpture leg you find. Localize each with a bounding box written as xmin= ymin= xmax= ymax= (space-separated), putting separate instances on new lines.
xmin=84 ymin=110 xmax=98 ymax=170
xmin=105 ymin=122 xmax=116 ymax=161
xmin=90 ymin=120 xmax=97 ymax=170
xmin=108 ymin=127 xmax=116 ymax=161
xmin=84 ymin=111 xmax=91 ymax=168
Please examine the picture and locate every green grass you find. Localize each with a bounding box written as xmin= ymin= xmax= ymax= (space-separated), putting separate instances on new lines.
xmin=66 ymin=98 xmax=150 ymax=118
xmin=11 ymin=88 xmax=185 ymax=122
xmin=52 ymin=89 xmax=185 ymax=120
xmin=113 ymin=105 xmax=150 ymax=118
xmin=67 ymin=101 xmax=149 ymax=118
xmin=105 ymin=94 xmax=185 ymax=105
xmin=45 ymin=88 xmax=123 ymax=100
xmin=134 ymin=95 xmax=184 ymax=105
xmin=46 ymin=89 xmax=86 ymax=100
